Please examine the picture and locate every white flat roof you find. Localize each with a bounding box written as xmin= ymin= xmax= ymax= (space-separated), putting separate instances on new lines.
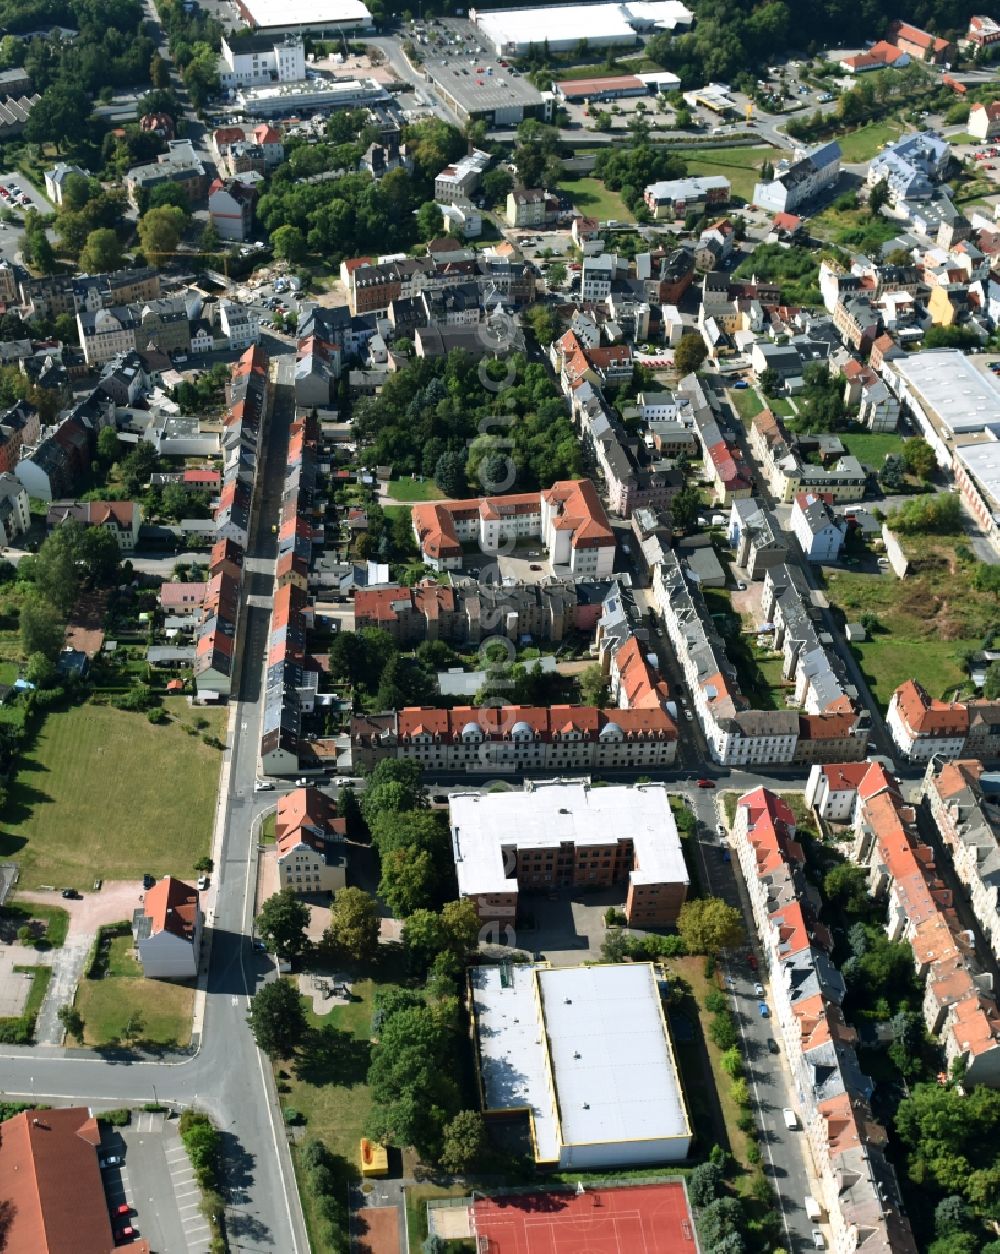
xmin=472 ymin=962 xmax=690 ymax=1163
xmin=449 ymin=781 xmax=687 ymax=897
xmin=956 ymin=439 xmax=1000 ymax=513
xmin=624 ymin=1 xmax=693 ymax=28
xmin=475 ymin=4 xmax=637 ymax=48
xmin=244 ymin=0 xmax=372 ymax=29
xmin=892 ymin=349 xmax=1000 ymax=435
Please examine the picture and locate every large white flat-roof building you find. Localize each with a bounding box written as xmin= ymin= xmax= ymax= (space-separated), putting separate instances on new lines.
xmin=471 ymin=1 xmax=691 ymax=56
xmin=449 ymin=781 xmax=688 ymax=928
xmin=890 ymin=349 xmax=1000 ymax=438
xmin=471 ymin=961 xmax=691 ymax=1168
xmin=235 ymin=0 xmax=373 ymax=37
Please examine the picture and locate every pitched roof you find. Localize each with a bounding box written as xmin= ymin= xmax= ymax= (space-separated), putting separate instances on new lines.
xmin=141 ymin=875 xmax=199 ymax=942
xmin=892 ymin=678 xmax=970 ymax=735
xmin=0 ymin=1106 xmax=112 ymax=1254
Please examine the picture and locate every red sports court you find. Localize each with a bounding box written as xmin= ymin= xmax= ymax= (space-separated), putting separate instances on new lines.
xmin=471 ymin=1181 xmax=696 ymax=1254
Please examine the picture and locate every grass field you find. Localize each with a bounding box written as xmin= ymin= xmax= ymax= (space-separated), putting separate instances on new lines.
xmin=75 ymin=936 xmax=193 ymax=1048
xmin=837 ymin=431 xmax=905 ymax=467
xmin=2 ymin=699 xmax=226 ymax=891
xmin=556 ymin=175 xmax=633 ymax=222
xmin=728 ymin=387 xmax=765 ymax=424
xmin=681 ymin=146 xmax=775 ymax=202
xmin=385 ymin=477 xmax=443 ymax=503
xmin=0 ymin=901 xmax=69 ymax=948
xmin=831 ymin=121 xmax=906 ymax=163
xmin=824 ymin=546 xmax=993 ymax=707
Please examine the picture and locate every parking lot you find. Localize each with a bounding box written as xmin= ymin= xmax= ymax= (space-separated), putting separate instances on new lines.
xmin=0 ymin=170 xmax=52 ymax=218
xmin=101 ymin=1111 xmax=212 ymax=1253
xmin=416 ymin=17 xmax=545 ymax=120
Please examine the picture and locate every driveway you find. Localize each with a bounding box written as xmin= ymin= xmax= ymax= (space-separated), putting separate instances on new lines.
xmin=16 ymin=882 xmax=145 ymax=1045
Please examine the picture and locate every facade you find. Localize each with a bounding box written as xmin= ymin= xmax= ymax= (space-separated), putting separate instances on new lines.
xmin=411 ymin=480 xmax=616 ymax=577
xmin=887 ymin=18 xmax=955 ymax=63
xmin=727 ymin=497 xmax=788 ymax=579
xmin=643 ymin=174 xmax=730 ymax=220
xmin=434 ymin=149 xmax=490 ymax=202
xmin=218 ymin=31 xmax=306 ymax=88
xmin=790 ymin=490 xmax=846 ymax=562
xmin=887 ymin=678 xmax=971 ymax=762
xmin=132 ymin=875 xmax=202 ymax=979
xmin=274 ymin=787 xmax=347 ymax=894
xmin=471 ymin=961 xmax=691 ymax=1168
xmin=449 ymin=781 xmax=687 ymax=928
xmin=581 ymin=252 xmax=616 ymax=301
xmin=752 ymin=142 xmax=841 ymax=214
xmin=46 ymin=500 xmax=142 ymax=552
xmin=76 ymin=305 xmax=140 ymax=366
xmin=208 ymin=177 xmax=256 ymax=242
xmin=44 ymin=161 xmax=87 ymax=205
xmin=970 ymin=100 xmax=1000 ymax=141
xmin=351 ymin=704 xmax=678 ymax=777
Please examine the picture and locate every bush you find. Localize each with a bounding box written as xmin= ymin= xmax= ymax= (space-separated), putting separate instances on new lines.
xmin=146 ymin=707 xmax=168 ymax=724
xmin=283 ymin=1106 xmax=305 ymax=1126
xmin=100 ymin=1108 xmax=131 ymax=1126
xmin=704 ymin=989 xmax=728 ymax=1014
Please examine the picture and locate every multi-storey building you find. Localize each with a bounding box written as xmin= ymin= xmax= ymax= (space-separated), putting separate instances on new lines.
xmin=350 ymin=704 xmax=678 ymax=775
xmin=886 ymin=678 xmax=973 ymax=762
xmin=448 ymin=781 xmax=687 ymax=927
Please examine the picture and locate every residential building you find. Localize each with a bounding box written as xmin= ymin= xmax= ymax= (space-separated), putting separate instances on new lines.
xmin=124 ymin=151 xmax=209 ymax=210
xmin=750 ymin=408 xmax=867 ymax=502
xmin=839 ymin=39 xmax=909 ymax=72
xmin=968 ymin=14 xmax=1000 ymax=48
xmin=924 ymin=758 xmax=1000 ymax=964
xmin=76 ymin=305 xmax=140 ymax=366
xmin=505 ymin=186 xmax=558 ymax=227
xmin=581 ymin=252 xmax=616 ymax=301
xmin=0 ymin=1106 xmax=114 ymax=1254
xmin=449 ymin=781 xmax=686 ymax=928
xmin=274 ymin=787 xmax=347 ymax=894
xmin=411 ymin=479 xmax=616 ymax=577
xmin=434 ymin=148 xmax=490 ymax=201
xmin=867 ymin=131 xmax=950 ymax=204
xmin=44 ymin=161 xmax=87 ymax=205
xmin=208 ymin=177 xmax=256 ymax=241
xmin=805 ymin=761 xmax=876 ymax=823
xmin=887 ymin=679 xmax=1000 ymax=762
xmin=132 ymin=874 xmax=202 ymax=979
xmin=46 ymin=500 xmax=142 ymax=552
xmin=970 ymin=100 xmax=1000 ymax=141
xmin=351 ymin=704 xmax=678 ymax=776
xmin=791 ymin=490 xmax=846 ymax=562
xmin=219 ymin=300 xmax=260 ymax=350
xmin=833 ymin=294 xmax=883 ymax=355
xmin=471 ymin=961 xmax=691 ymax=1169
xmin=727 ymin=498 xmax=788 ymax=578
xmin=642 ymin=174 xmax=730 ymax=220
xmin=0 ymin=473 xmax=30 ymax=547
xmin=751 ymin=142 xmax=841 ymax=214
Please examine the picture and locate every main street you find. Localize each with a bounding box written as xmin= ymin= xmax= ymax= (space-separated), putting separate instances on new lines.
xmin=0 ymin=352 xmax=303 ymax=1252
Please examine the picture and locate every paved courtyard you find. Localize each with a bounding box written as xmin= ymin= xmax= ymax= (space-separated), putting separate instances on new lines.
xmin=0 ymin=943 xmax=45 ymax=1016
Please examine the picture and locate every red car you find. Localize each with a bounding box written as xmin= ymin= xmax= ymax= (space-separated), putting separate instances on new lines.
xmin=696 ymin=778 xmax=715 ymax=789
xmin=113 ymin=1204 xmax=131 ymax=1217
xmin=115 ymin=1227 xmax=136 ymax=1245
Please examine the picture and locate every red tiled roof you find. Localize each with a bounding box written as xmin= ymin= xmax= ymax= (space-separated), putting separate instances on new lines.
xmin=142 ymin=875 xmax=199 ymax=942
xmin=892 ymin=679 xmax=970 ymax=736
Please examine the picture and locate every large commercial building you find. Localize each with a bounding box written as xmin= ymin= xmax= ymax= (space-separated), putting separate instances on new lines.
xmin=471 ymin=961 xmax=691 ymax=1167
xmin=234 ymin=0 xmax=373 ymax=38
xmin=448 ymin=780 xmax=687 ymax=927
xmin=471 ymin=1 xmax=692 ymax=56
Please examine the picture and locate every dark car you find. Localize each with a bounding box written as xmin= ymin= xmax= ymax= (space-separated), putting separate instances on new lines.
xmin=767 ymin=1038 xmax=780 ymax=1055
xmin=60 ymin=888 xmax=80 ymax=899
xmin=142 ymin=873 xmax=155 ymax=890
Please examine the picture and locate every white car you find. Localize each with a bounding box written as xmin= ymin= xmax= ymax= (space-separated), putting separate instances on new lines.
xmin=754 ymin=982 xmax=765 ymax=997
xmin=812 ymin=1230 xmax=825 ymax=1249
xmin=254 ymin=779 xmax=274 ymax=792
xmin=197 ymin=875 xmax=209 ymax=891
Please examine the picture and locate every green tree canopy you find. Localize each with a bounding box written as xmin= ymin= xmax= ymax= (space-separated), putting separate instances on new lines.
xmin=256 ymin=889 xmax=311 ymax=962
xmin=248 ymin=980 xmax=308 ymax=1057
xmin=678 ymin=898 xmax=745 ymax=955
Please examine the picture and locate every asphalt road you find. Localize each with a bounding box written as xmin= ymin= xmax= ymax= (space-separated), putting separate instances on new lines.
xmin=0 ymin=350 xmax=305 ymax=1253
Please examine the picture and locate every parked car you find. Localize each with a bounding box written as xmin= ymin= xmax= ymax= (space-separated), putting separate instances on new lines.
xmin=112 ymin=1204 xmax=131 ymax=1218
xmin=758 ymin=1001 xmax=769 ymax=1018
xmin=783 ymin=1107 xmax=798 ymax=1130
xmin=197 ymin=875 xmax=209 ymax=891
xmin=100 ymin=1154 xmax=123 ymax=1169
xmin=753 ymin=982 xmax=764 ymax=997
xmin=253 ymin=779 xmax=274 ymax=792
xmin=747 ymin=953 xmax=758 ymax=971
xmin=766 ymin=1037 xmax=780 ymax=1055
xmin=811 ymin=1231 xmax=825 ymax=1249
xmin=61 ymin=888 xmax=80 ymax=899
xmin=696 ymin=778 xmax=715 ymax=789
xmin=732 ymin=380 xmax=749 ymax=389
xmin=115 ymin=1226 xmax=136 ymax=1245
xmin=142 ymin=874 xmax=155 ymax=891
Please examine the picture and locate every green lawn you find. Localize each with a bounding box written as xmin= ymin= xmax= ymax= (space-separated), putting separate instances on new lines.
xmin=0 ymin=901 xmax=69 ymax=948
xmin=385 ymin=478 xmax=443 ymax=503
xmin=849 ymin=638 xmax=978 ymax=710
xmin=681 ymin=146 xmax=776 ymax=202
xmin=2 ymin=699 xmax=226 ymax=891
xmin=728 ymin=387 xmax=765 ymax=424
xmin=556 ymin=175 xmax=633 ymax=222
xmin=75 ymin=936 xmax=193 ymax=1048
xmin=837 ymin=431 xmax=905 ymax=467
xmin=833 ymin=121 xmax=906 ymax=163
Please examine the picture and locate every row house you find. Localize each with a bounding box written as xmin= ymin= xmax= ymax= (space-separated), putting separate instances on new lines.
xmin=732 ymin=785 xmax=917 ymax=1254
xmin=350 ymin=703 xmax=678 ymax=775
xmin=750 ymin=408 xmax=867 ymax=503
xmin=841 ymin=761 xmax=1000 ymax=1085
xmin=887 ymin=678 xmax=1000 ymax=762
xmin=0 ymin=399 xmax=40 ymax=475
xmin=0 ymin=474 xmax=29 ymax=549
xmin=727 ymin=497 xmax=788 ymax=579
xmin=14 ymin=393 xmax=111 ymax=502
xmin=260 ymin=411 xmax=322 ymax=775
xmin=607 ymin=634 xmax=669 ymax=712
xmin=924 ymin=758 xmax=1000 ymax=965
xmin=18 ymin=266 xmax=160 ymax=320
xmin=692 ymin=406 xmax=754 ymax=505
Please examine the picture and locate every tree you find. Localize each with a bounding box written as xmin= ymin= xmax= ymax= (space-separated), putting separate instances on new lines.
xmin=525 ymin=302 xmax=559 ymax=344
xmin=25 ymin=651 xmax=57 ymax=687
xmin=20 ymin=595 xmax=64 ymax=661
xmin=868 ymin=178 xmax=890 ymax=218
xmin=677 ymin=898 xmax=745 ymax=955
xmin=150 ymin=52 xmax=170 ymax=89
xmin=674 ymin=333 xmax=708 ymax=375
xmin=433 ymin=449 xmax=466 ymax=498
xmin=900 ymin=437 xmax=936 ymax=481
xmin=137 ymin=205 xmax=187 ymax=264
xmin=670 ymin=485 xmax=701 ymax=533
xmin=579 ymin=662 xmax=609 ymax=707
xmin=97 ymin=425 xmax=120 ymax=463
xmin=380 ymin=847 xmax=437 ymax=917
xmin=79 ymin=228 xmax=123 ymax=274
xmin=248 ymin=979 xmax=308 ymax=1057
xmin=688 ymin=1160 xmax=724 ymax=1208
xmin=823 ymin=863 xmax=870 ymax=914
xmin=256 ymin=890 xmax=311 ymax=962
xmin=416 ymin=201 xmax=444 ymax=241
xmin=324 ymin=887 xmax=380 ymax=962
xmin=759 ymin=368 xmax=781 ymax=397
xmin=25 ymin=84 xmax=91 ymax=146
xmin=57 ymin=1005 xmax=85 ymax=1042
xmin=122 ymin=1010 xmax=145 ymax=1045
xmin=439 ymin=1109 xmax=487 ymax=1173
xmin=698 ymin=1196 xmax=745 ymax=1249
xmin=984 ymin=662 xmax=1000 ymax=700
xmin=272 ymin=224 xmax=308 ymax=264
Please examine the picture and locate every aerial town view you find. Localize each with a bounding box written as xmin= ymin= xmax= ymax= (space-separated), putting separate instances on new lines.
xmin=5 ymin=0 xmax=1000 ymax=1251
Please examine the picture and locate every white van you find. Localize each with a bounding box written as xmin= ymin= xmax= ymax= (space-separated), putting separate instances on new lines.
xmin=805 ymin=1196 xmax=822 ymax=1221
xmin=782 ymin=1108 xmax=798 ymax=1130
